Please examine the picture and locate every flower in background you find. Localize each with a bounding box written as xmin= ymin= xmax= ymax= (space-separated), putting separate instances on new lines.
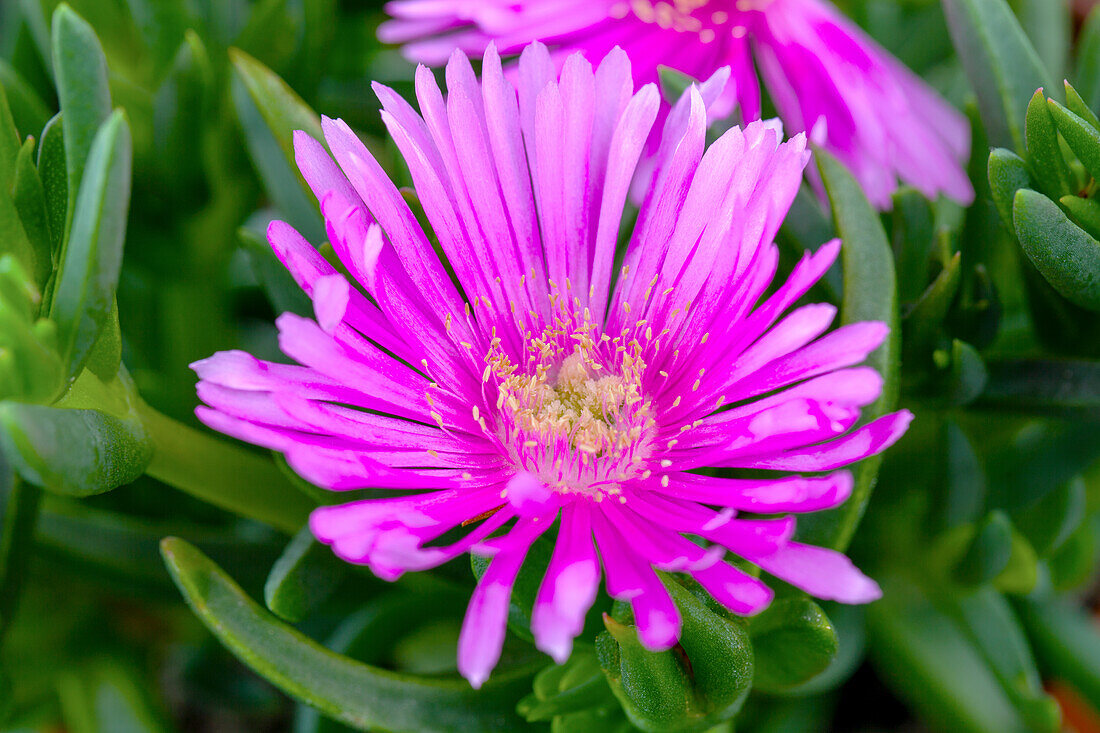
xmin=380 ymin=0 xmax=973 ymax=209
xmin=193 ymin=42 xmax=911 ymax=688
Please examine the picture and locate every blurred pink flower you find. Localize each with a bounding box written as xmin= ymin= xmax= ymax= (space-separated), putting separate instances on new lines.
xmin=193 ymin=43 xmax=909 ymax=688
xmin=381 ymin=0 xmax=974 ymax=208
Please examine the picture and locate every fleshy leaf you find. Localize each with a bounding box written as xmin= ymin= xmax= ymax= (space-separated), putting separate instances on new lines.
xmin=50 ymin=3 xmax=112 ymax=231
xmin=160 ymin=537 xmax=540 ymax=732
xmin=942 ymin=0 xmax=1055 ymax=152
xmin=48 ymin=110 xmax=132 ymax=378
xmin=1012 ymin=188 xmax=1100 ymax=311
xmin=264 ymin=524 xmax=348 ymax=623
xmin=797 ymin=150 xmax=899 ymax=551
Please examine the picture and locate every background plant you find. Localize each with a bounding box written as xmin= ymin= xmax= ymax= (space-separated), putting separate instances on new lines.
xmin=0 ymin=0 xmax=1099 ymax=731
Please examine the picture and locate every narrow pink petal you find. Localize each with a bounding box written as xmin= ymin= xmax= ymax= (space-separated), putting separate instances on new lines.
xmin=458 ymin=517 xmax=550 ymax=688
xmin=748 ymin=540 xmax=882 ymax=604
xmin=531 ymin=503 xmax=600 ymax=663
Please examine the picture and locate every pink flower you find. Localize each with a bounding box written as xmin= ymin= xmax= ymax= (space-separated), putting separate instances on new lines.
xmin=380 ymin=0 xmax=974 ymax=208
xmin=193 ymin=43 xmax=910 ymax=688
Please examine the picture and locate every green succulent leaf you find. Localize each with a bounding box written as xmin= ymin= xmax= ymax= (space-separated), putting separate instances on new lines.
xmin=0 ymin=59 xmax=51 ymax=138
xmin=1047 ymin=99 xmax=1100 ymax=186
xmin=229 ymin=47 xmax=324 ymax=241
xmin=1015 ymin=597 xmax=1100 ymax=712
xmin=904 ymin=251 xmax=961 ymax=356
xmin=264 ymin=524 xmax=348 ymax=623
xmin=951 ymin=589 xmax=1060 ymax=733
xmin=954 ymin=510 xmax=1014 ymax=586
xmin=50 ymin=3 xmax=111 ymax=233
xmin=57 ymin=658 xmax=172 ymax=733
xmin=1012 ymin=477 xmax=1086 ymax=557
xmin=1012 ymin=188 xmax=1100 ymax=310
xmin=797 ymin=150 xmax=898 ymax=551
xmin=946 ymin=339 xmax=989 ymax=406
xmin=1047 ymin=518 xmax=1097 ymax=591
xmin=979 ymin=358 xmax=1100 ymax=420
xmin=867 ymin=575 xmax=1033 ymax=733
xmin=938 ymin=419 xmax=986 ymax=529
xmin=49 ymin=109 xmax=131 ymax=378
xmin=1058 ymin=194 xmax=1100 ymax=241
xmin=37 ymin=112 xmax=67 ymax=259
xmin=1077 ymin=6 xmax=1100 ymax=112
xmin=890 ymin=187 xmax=937 ymax=304
xmin=1064 ymin=81 xmax=1100 ymax=133
xmin=942 ymin=0 xmax=1055 ymax=152
xmin=0 ymin=474 xmax=41 ymax=644
xmin=0 ymin=84 xmax=38 ymax=280
xmin=12 ymin=135 xmax=52 ymax=288
xmin=160 ymin=537 xmax=540 ymax=732
xmin=0 ymin=368 xmax=152 ymax=496
xmin=1024 ymin=89 xmax=1073 ymax=199
xmin=987 ymin=147 xmax=1033 ymax=231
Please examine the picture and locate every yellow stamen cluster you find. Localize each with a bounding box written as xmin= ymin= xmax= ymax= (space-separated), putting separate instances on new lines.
xmin=485 ymin=307 xmax=657 ymax=495
xmin=610 ymin=0 xmax=773 ymax=42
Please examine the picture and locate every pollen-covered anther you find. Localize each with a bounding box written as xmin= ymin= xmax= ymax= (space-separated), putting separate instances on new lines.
xmin=487 ymin=311 xmax=657 ymax=493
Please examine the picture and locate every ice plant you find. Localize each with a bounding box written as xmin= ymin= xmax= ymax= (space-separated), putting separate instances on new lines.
xmin=192 ymin=42 xmax=912 ymax=688
xmin=379 ymin=0 xmax=973 ymax=209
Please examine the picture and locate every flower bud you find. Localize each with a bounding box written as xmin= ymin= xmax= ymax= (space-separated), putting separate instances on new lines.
xmin=595 ymin=577 xmax=753 ymax=732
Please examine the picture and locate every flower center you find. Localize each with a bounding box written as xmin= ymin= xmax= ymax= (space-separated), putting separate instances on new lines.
xmin=487 ymin=310 xmax=657 ymax=496
xmin=610 ymin=0 xmax=774 ymax=40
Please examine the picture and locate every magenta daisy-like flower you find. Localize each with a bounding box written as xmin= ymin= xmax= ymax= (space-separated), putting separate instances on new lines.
xmin=379 ymin=0 xmax=974 ymax=209
xmin=193 ymin=42 xmax=911 ymax=687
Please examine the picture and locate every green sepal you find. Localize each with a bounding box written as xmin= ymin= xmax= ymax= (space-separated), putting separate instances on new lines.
xmin=904 ymin=251 xmax=961 ymax=356
xmin=161 ymin=537 xmax=540 ymax=732
xmin=657 ymin=66 xmax=698 ymax=106
xmin=890 ymin=186 xmax=937 ymax=304
xmin=597 ymin=614 xmax=694 ymax=732
xmin=517 ymin=652 xmax=617 ymax=723
xmin=748 ymin=595 xmax=838 ymax=693
xmin=1012 ymin=188 xmax=1100 ymax=311
xmin=595 ymin=578 xmax=753 ymax=732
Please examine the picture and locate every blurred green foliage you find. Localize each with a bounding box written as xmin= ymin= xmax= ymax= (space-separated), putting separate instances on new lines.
xmin=0 ymin=0 xmax=1099 ymax=731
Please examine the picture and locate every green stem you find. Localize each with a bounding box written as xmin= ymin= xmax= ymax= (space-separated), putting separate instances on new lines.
xmin=0 ymin=473 xmax=41 ymax=648
xmin=137 ymin=403 xmax=313 ymax=534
